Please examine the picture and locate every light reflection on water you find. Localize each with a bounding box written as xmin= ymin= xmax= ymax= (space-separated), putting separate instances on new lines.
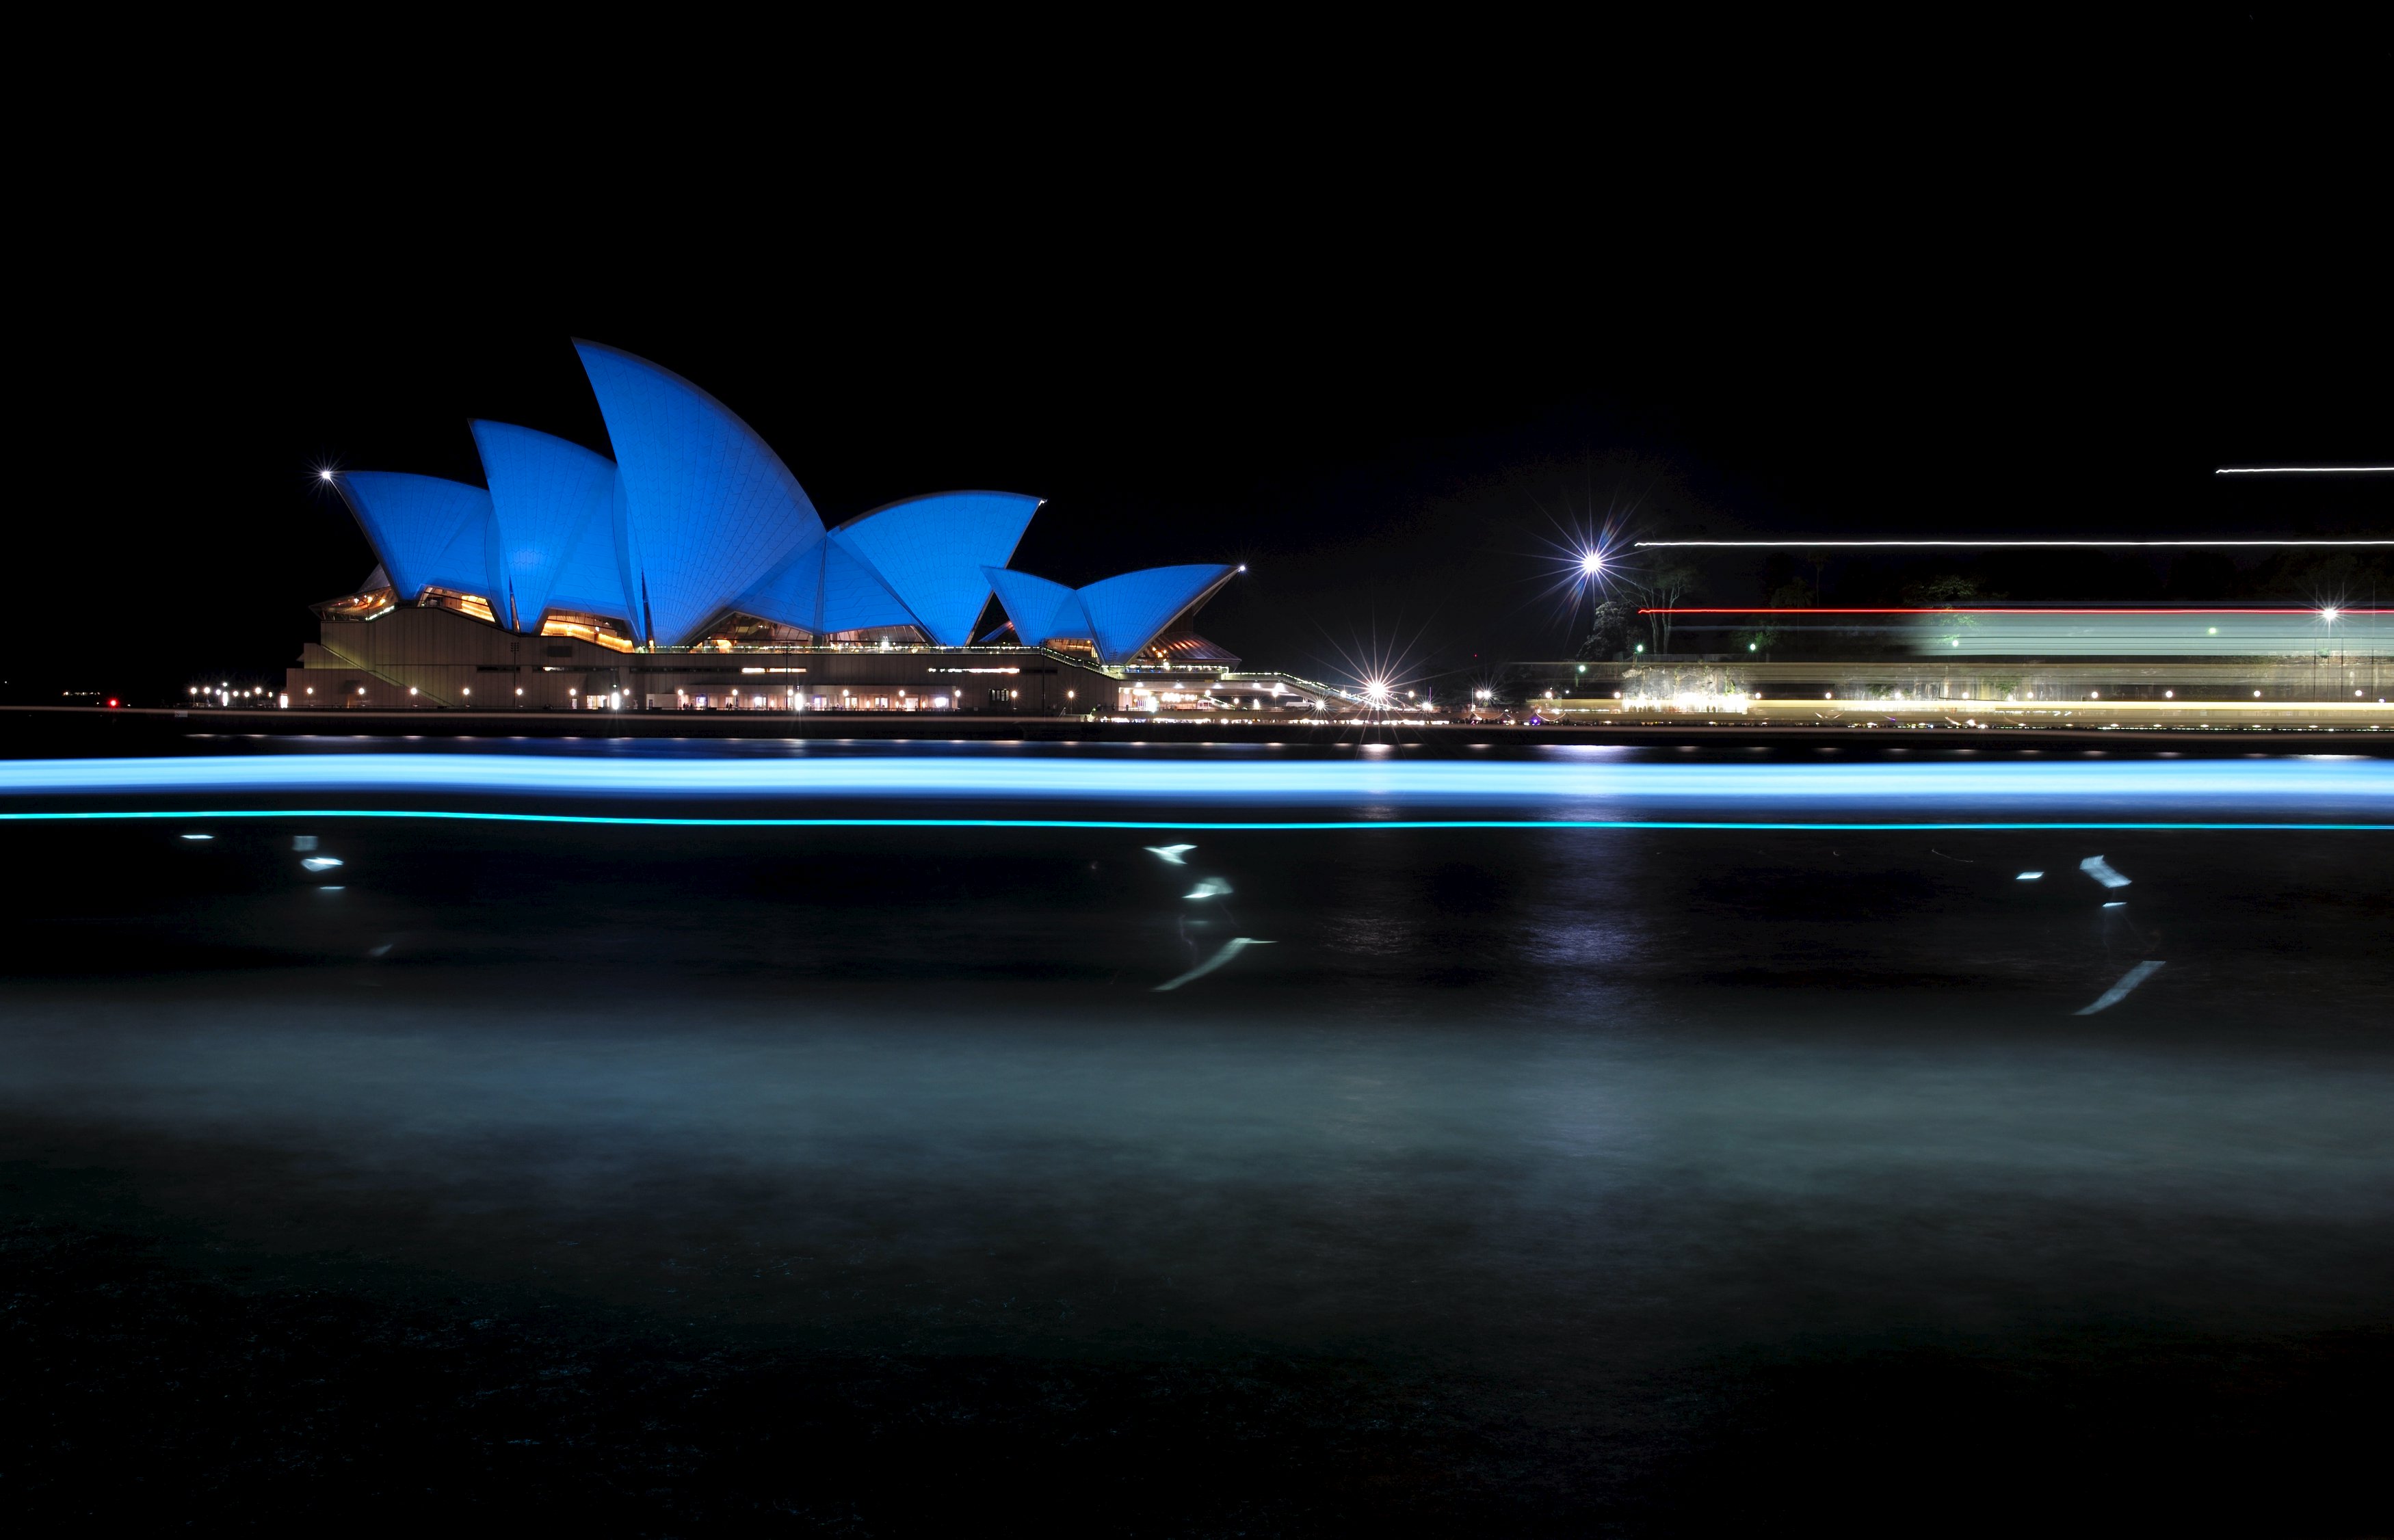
xmin=1 ymin=739 xmax=2390 ymax=1540
xmin=3 ymin=996 xmax=2390 ymax=1382
xmin=2 ymin=796 xmax=2389 ymax=1405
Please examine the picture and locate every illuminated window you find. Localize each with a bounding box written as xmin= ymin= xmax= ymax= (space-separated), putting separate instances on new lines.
xmin=312 ymin=585 xmax=397 ymax=622
xmin=418 ymin=587 xmax=497 ymax=625
xmin=539 ymin=612 xmax=635 ymax=652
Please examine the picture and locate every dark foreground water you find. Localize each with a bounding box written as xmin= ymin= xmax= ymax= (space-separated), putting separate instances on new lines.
xmin=3 ymin=745 xmax=2390 ymax=1534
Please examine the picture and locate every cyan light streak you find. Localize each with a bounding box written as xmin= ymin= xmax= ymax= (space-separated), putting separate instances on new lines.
xmin=1 ymin=810 xmax=2389 ymax=832
xmin=3 ymin=754 xmax=2390 ymax=808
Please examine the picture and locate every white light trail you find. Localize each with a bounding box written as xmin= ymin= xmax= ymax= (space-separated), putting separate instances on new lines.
xmin=2079 ymin=855 xmax=2130 ymax=889
xmin=2215 ymin=466 xmax=2394 ymax=475
xmin=1153 ymin=936 xmax=1274 ymax=993
xmin=2076 ymin=960 xmax=2166 ymax=1016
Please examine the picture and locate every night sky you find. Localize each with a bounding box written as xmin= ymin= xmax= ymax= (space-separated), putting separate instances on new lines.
xmin=22 ymin=14 xmax=2384 ymax=702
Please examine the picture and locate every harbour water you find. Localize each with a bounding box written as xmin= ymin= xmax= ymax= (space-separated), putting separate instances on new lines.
xmin=4 ymin=743 xmax=2389 ymax=1532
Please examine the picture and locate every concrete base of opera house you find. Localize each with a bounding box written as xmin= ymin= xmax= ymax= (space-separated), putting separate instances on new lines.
xmin=15 ymin=707 xmax=2391 ymax=756
xmin=275 ymin=603 xmax=1337 ymax=719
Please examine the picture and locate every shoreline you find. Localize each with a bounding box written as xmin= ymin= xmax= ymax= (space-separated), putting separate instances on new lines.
xmin=5 ymin=703 xmax=2391 ymax=754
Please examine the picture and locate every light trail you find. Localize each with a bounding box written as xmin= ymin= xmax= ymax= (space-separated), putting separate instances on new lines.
xmin=2 ymin=752 xmax=2388 ymax=807
xmin=1154 ymin=937 xmax=1273 ymax=992
xmin=1 ymin=810 xmax=2391 ymax=832
xmin=1633 ymin=540 xmax=2394 ymax=548
xmin=2215 ymin=467 xmax=2394 ymax=475
xmin=1635 ymin=606 xmax=2394 ymax=656
xmin=2076 ymin=960 xmax=2166 ymax=1015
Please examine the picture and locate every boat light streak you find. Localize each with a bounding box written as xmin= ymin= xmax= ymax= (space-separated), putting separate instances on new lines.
xmin=3 ymin=754 xmax=2391 ymax=808
xmin=0 ymin=810 xmax=2389 ymax=832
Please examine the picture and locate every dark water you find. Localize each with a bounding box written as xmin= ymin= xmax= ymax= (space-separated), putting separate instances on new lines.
xmin=4 ymin=746 xmax=2391 ymax=1534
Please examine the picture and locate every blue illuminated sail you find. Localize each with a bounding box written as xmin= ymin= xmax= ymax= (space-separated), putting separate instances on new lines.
xmin=574 ymin=341 xmax=825 ymax=645
xmin=469 ymin=422 xmax=627 ymax=630
xmin=983 ymin=568 xmax=1089 ymax=648
xmin=834 ymin=492 xmax=1041 ymax=646
xmin=1076 ymin=564 xmax=1238 ymax=664
xmin=335 ymin=473 xmax=496 ymax=604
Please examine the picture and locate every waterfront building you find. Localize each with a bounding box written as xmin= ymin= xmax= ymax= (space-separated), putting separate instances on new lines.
xmin=288 ymin=343 xmax=1324 ymax=715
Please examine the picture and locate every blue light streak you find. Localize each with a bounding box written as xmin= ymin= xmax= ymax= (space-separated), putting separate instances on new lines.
xmin=2 ymin=810 xmax=2389 ymax=832
xmin=3 ymin=754 xmax=2390 ymax=808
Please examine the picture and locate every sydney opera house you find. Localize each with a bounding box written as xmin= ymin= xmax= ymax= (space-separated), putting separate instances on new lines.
xmin=287 ymin=341 xmax=1317 ymax=715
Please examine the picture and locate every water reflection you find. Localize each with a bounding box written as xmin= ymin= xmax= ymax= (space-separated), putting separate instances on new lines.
xmin=3 ymin=769 xmax=2390 ymax=1526
xmin=5 ymin=991 xmax=2390 ymax=1372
